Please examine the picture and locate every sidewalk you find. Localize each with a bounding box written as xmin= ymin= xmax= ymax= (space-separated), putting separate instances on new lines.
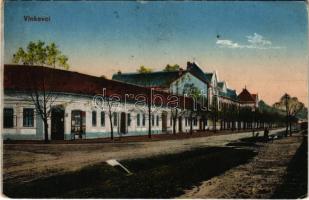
xmin=4 ymin=127 xmax=283 ymax=144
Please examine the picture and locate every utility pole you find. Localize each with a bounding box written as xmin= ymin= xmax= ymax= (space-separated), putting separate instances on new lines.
xmin=284 ymin=93 xmax=289 ymax=137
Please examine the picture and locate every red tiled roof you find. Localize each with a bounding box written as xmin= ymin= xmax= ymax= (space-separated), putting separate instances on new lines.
xmin=4 ymin=64 xmax=194 ymax=109
xmin=237 ymin=88 xmax=256 ymax=103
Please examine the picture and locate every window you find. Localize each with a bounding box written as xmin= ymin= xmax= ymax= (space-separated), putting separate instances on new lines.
xmin=151 ymin=114 xmax=155 ymax=126
xmin=137 ymin=113 xmax=140 ymax=126
xmin=113 ymin=112 xmax=117 ymax=126
xmin=156 ymin=115 xmax=159 ymax=126
xmin=170 ymin=115 xmax=173 ymax=126
xmin=185 ymin=117 xmax=188 ymax=126
xmin=127 ymin=113 xmax=131 ymax=127
xmin=3 ymin=108 xmax=14 ymax=128
xmin=101 ymin=112 xmax=105 ymax=127
xmin=23 ymin=108 xmax=34 ymax=127
xmin=92 ymin=111 xmax=97 ymax=126
xmin=142 ymin=114 xmax=146 ymax=126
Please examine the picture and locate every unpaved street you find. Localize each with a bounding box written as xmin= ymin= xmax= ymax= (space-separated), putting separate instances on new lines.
xmin=179 ymin=133 xmax=303 ymax=198
xmin=3 ymin=129 xmax=284 ymax=184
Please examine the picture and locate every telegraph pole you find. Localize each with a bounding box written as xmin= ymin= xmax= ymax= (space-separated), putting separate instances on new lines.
xmin=284 ymin=93 xmax=289 ymax=136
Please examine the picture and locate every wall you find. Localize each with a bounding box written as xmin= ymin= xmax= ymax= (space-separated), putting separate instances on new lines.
xmin=3 ymin=92 xmax=203 ymax=140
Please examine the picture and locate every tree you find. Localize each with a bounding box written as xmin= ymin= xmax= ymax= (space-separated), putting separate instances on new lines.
xmin=273 ymin=94 xmax=305 ymax=136
xmin=163 ymin=64 xmax=180 ymax=72
xmin=137 ymin=65 xmax=153 ymax=73
xmin=184 ymin=84 xmax=201 ymax=135
xmin=13 ymin=41 xmax=69 ymax=68
xmin=106 ymin=97 xmax=116 ymax=140
xmin=210 ymin=96 xmax=219 ymax=132
xmin=12 ymin=41 xmax=70 ymax=143
xmin=170 ymin=76 xmax=187 ymax=134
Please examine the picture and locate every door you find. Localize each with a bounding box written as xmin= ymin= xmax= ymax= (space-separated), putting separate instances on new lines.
xmin=51 ymin=108 xmax=65 ymax=140
xmin=120 ymin=112 xmax=126 ymax=134
xmin=162 ymin=112 xmax=167 ymax=132
xmin=199 ymin=118 xmax=203 ymax=131
xmin=178 ymin=116 xmax=183 ymax=133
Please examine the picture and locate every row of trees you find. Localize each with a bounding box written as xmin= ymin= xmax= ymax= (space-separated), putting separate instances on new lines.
xmin=137 ymin=64 xmax=180 ymax=73
xmin=130 ymin=65 xmax=307 ymax=138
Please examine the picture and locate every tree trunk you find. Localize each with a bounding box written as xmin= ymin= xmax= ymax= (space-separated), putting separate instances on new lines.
xmin=190 ymin=112 xmax=193 ymax=135
xmin=172 ymin=109 xmax=178 ymax=135
xmin=109 ymin=111 xmax=113 ymax=140
xmin=285 ymin=120 xmax=289 ymax=137
xmin=213 ymin=117 xmax=217 ymax=133
xmin=148 ymin=104 xmax=152 ymax=138
xmin=44 ymin=119 xmax=49 ymax=143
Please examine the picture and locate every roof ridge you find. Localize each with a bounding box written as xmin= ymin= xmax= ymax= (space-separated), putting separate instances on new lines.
xmin=113 ymin=70 xmax=182 ymax=76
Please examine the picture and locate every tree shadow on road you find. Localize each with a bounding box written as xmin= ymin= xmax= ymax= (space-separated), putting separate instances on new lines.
xmin=3 ymin=147 xmax=257 ymax=198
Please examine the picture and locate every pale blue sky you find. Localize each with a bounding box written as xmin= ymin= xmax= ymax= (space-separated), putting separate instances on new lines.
xmin=4 ymin=1 xmax=308 ymax=105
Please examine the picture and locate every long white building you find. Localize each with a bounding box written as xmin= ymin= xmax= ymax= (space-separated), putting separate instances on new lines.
xmin=3 ymin=64 xmax=201 ymax=140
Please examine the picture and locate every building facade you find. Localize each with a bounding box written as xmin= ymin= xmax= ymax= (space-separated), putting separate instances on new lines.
xmin=3 ymin=65 xmax=202 ymax=140
xmin=3 ymin=63 xmax=261 ymax=140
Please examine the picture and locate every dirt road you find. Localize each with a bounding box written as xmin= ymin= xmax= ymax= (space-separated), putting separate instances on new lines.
xmin=3 ymin=129 xmax=284 ymax=184
xmin=179 ymin=133 xmax=303 ymax=198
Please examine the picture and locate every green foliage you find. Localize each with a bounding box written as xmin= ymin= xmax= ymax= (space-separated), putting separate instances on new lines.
xmin=183 ymin=84 xmax=200 ymax=98
xmin=12 ymin=40 xmax=69 ymax=69
xmin=137 ymin=65 xmax=153 ymax=73
xmin=273 ymin=93 xmax=305 ymax=118
xmin=163 ymin=64 xmax=180 ymax=72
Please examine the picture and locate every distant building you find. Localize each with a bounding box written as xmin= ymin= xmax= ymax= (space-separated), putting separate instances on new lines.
xmin=217 ymin=81 xmax=238 ymax=110
xmin=113 ymin=61 xmax=239 ymax=109
xmin=113 ymin=61 xmax=243 ymax=130
xmin=238 ymin=87 xmax=259 ymax=108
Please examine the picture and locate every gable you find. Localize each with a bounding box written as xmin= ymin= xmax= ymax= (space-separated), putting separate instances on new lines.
xmin=170 ymin=72 xmax=208 ymax=96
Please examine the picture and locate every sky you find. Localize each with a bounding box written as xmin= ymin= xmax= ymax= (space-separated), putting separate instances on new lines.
xmin=4 ymin=1 xmax=308 ymax=106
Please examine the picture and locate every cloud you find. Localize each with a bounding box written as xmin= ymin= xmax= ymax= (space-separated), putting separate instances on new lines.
xmin=216 ymin=33 xmax=284 ymax=50
xmin=216 ymin=40 xmax=243 ymax=49
xmin=247 ymin=33 xmax=272 ymax=46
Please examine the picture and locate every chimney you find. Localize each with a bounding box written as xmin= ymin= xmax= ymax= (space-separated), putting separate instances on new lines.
xmin=187 ymin=61 xmax=192 ymax=70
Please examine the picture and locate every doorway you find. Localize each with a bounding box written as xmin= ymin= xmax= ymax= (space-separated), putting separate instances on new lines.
xmin=162 ymin=112 xmax=167 ymax=132
xmin=51 ymin=107 xmax=65 ymax=140
xmin=120 ymin=112 xmax=126 ymax=134
xmin=178 ymin=116 xmax=183 ymax=133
